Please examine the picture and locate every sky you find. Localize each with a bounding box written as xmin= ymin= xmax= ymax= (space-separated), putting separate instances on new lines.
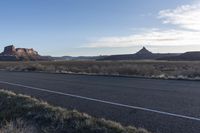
xmin=0 ymin=0 xmax=200 ymax=56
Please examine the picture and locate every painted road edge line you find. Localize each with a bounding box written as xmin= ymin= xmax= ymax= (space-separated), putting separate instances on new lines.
xmin=0 ymin=80 xmax=200 ymax=122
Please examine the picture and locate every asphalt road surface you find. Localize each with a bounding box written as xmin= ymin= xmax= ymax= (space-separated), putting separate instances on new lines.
xmin=0 ymin=71 xmax=200 ymax=133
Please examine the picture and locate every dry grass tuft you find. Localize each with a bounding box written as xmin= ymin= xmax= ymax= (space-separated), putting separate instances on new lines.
xmin=0 ymin=89 xmax=150 ymax=133
xmin=0 ymin=119 xmax=37 ymax=133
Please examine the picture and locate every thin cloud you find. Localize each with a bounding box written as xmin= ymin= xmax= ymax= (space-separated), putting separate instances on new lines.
xmin=87 ymin=29 xmax=200 ymax=48
xmin=86 ymin=2 xmax=200 ymax=48
xmin=159 ymin=4 xmax=200 ymax=31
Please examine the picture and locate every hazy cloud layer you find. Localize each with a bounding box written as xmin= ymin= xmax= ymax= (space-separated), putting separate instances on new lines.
xmin=159 ymin=4 xmax=200 ymax=31
xmin=87 ymin=2 xmax=200 ymax=48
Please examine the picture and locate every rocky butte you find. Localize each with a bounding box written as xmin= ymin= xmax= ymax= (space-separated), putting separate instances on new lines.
xmin=0 ymin=45 xmax=51 ymax=61
xmin=98 ymin=47 xmax=180 ymax=61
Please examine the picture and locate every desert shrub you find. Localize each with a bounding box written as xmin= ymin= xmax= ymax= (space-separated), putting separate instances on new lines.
xmin=1 ymin=60 xmax=200 ymax=80
xmin=0 ymin=119 xmax=37 ymax=133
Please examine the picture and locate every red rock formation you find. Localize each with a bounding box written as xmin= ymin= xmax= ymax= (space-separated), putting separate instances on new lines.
xmin=0 ymin=45 xmax=41 ymax=61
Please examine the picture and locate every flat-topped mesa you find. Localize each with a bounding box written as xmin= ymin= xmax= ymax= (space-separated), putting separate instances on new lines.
xmin=0 ymin=45 xmax=41 ymax=61
xmin=16 ymin=48 xmax=39 ymax=56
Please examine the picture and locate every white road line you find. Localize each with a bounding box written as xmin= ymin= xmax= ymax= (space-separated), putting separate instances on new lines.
xmin=0 ymin=80 xmax=200 ymax=122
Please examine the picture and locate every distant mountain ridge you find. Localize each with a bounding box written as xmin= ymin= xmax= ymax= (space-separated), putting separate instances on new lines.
xmin=53 ymin=56 xmax=106 ymax=61
xmin=99 ymin=47 xmax=200 ymax=61
xmin=158 ymin=51 xmax=200 ymax=61
xmin=98 ymin=47 xmax=180 ymax=61
xmin=1 ymin=45 xmax=200 ymax=61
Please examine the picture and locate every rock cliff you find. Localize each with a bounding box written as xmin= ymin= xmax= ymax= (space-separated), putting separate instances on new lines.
xmin=0 ymin=45 xmax=50 ymax=61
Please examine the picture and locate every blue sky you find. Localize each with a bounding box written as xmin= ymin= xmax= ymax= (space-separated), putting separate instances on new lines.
xmin=0 ymin=0 xmax=199 ymax=56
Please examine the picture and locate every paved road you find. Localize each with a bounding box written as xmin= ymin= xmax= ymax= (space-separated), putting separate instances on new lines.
xmin=0 ymin=71 xmax=200 ymax=133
